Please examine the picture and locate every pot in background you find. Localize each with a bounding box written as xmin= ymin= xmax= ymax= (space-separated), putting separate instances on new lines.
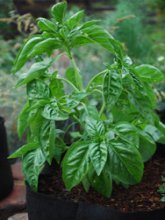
xmin=0 ymin=117 xmax=13 ymax=200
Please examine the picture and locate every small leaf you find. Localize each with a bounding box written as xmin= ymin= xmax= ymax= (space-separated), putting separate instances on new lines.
xmin=62 ymin=141 xmax=90 ymax=190
xmin=51 ymin=2 xmax=67 ymax=23
xmin=23 ymin=148 xmax=46 ymax=191
xmin=85 ymin=118 xmax=105 ymax=138
xmin=42 ymin=101 xmax=68 ymax=121
xmin=37 ymin=18 xmax=57 ymax=32
xmin=103 ymin=69 xmax=122 ymax=110
xmin=134 ymin=64 xmax=164 ymax=83
xmin=144 ymin=124 xmax=165 ymax=143
xmin=9 ymin=143 xmax=38 ymax=159
xmin=66 ymin=10 xmax=84 ymax=29
xmin=89 ymin=141 xmax=107 ymax=175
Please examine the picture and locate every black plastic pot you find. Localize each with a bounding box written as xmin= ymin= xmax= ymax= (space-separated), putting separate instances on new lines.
xmin=26 ymin=185 xmax=165 ymax=220
xmin=0 ymin=117 xmax=13 ymax=200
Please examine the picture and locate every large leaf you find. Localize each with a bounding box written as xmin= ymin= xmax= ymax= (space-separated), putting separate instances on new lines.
xmin=17 ymin=102 xmax=30 ymax=138
xmin=16 ymin=60 xmax=52 ymax=87
xmin=9 ymin=142 xmax=38 ymax=159
xmin=23 ymin=148 xmax=46 ymax=191
xmin=29 ymin=38 xmax=60 ymax=58
xmin=89 ymin=141 xmax=107 ymax=175
xmin=91 ymin=167 xmax=112 ymax=198
xmin=13 ymin=36 xmax=42 ymax=72
xmin=27 ymin=80 xmax=50 ymax=100
xmin=134 ymin=64 xmax=164 ymax=83
xmin=108 ymin=141 xmax=144 ymax=185
xmin=144 ymin=124 xmax=165 ymax=144
xmin=82 ymin=25 xmax=121 ymax=55
xmin=138 ymin=131 xmax=156 ymax=162
xmin=103 ymin=69 xmax=122 ymax=110
xmin=40 ymin=120 xmax=56 ymax=164
xmin=51 ymin=2 xmax=67 ymax=23
xmin=50 ymin=77 xmax=65 ymax=98
xmin=62 ymin=141 xmax=90 ymax=190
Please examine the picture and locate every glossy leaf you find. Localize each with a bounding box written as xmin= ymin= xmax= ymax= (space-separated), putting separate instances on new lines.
xmin=40 ymin=120 xmax=56 ymax=164
xmin=9 ymin=142 xmax=38 ymax=159
xmin=23 ymin=148 xmax=46 ymax=191
xmin=85 ymin=118 xmax=105 ymax=138
xmin=108 ymin=141 xmax=144 ymax=185
xmin=62 ymin=141 xmax=90 ymax=190
xmin=17 ymin=102 xmax=30 ymax=138
xmin=89 ymin=141 xmax=107 ymax=175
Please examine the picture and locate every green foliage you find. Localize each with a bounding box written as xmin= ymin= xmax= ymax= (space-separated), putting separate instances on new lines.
xmin=10 ymin=2 xmax=165 ymax=197
xmin=158 ymin=176 xmax=165 ymax=202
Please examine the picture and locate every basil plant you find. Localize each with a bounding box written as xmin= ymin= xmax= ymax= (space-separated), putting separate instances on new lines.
xmin=10 ymin=2 xmax=165 ymax=198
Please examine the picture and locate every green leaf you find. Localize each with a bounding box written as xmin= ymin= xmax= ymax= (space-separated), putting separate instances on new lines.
xmin=42 ymin=101 xmax=68 ymax=121
xmin=16 ymin=60 xmax=52 ymax=87
xmin=40 ymin=120 xmax=56 ymax=164
xmin=103 ymin=69 xmax=122 ymax=110
xmin=85 ymin=118 xmax=105 ymax=138
xmin=50 ymin=77 xmax=65 ymax=98
xmin=13 ymin=36 xmax=42 ymax=72
xmin=54 ymin=138 xmax=67 ymax=163
xmin=62 ymin=141 xmax=90 ymax=190
xmin=29 ymin=38 xmax=60 ymax=58
xmin=66 ymin=10 xmax=84 ymax=29
xmin=138 ymin=131 xmax=156 ymax=162
xmin=134 ymin=64 xmax=164 ymax=83
xmin=91 ymin=167 xmax=112 ymax=198
xmin=51 ymin=2 xmax=67 ymax=23
xmin=108 ymin=140 xmax=144 ymax=185
xmin=37 ymin=18 xmax=57 ymax=32
xmin=23 ymin=148 xmax=46 ymax=191
xmin=17 ymin=102 xmax=30 ymax=138
xmin=9 ymin=143 xmax=38 ymax=159
xmin=144 ymin=124 xmax=165 ymax=144
xmin=65 ymin=67 xmax=79 ymax=89
xmin=89 ymin=141 xmax=107 ymax=175
xmin=82 ymin=25 xmax=122 ymax=55
xmin=27 ymin=80 xmax=50 ymax=100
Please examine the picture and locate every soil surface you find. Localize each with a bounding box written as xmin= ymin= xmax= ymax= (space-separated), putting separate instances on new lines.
xmin=39 ymin=149 xmax=165 ymax=213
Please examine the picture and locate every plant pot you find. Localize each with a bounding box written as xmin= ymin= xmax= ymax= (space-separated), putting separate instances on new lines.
xmin=26 ymin=185 xmax=165 ymax=220
xmin=0 ymin=117 xmax=13 ymax=200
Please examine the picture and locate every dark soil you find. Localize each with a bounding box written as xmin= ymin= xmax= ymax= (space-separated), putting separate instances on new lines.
xmin=39 ymin=150 xmax=165 ymax=213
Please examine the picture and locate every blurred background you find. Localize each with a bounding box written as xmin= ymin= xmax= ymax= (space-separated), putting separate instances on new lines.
xmin=0 ymin=0 xmax=165 ymax=153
